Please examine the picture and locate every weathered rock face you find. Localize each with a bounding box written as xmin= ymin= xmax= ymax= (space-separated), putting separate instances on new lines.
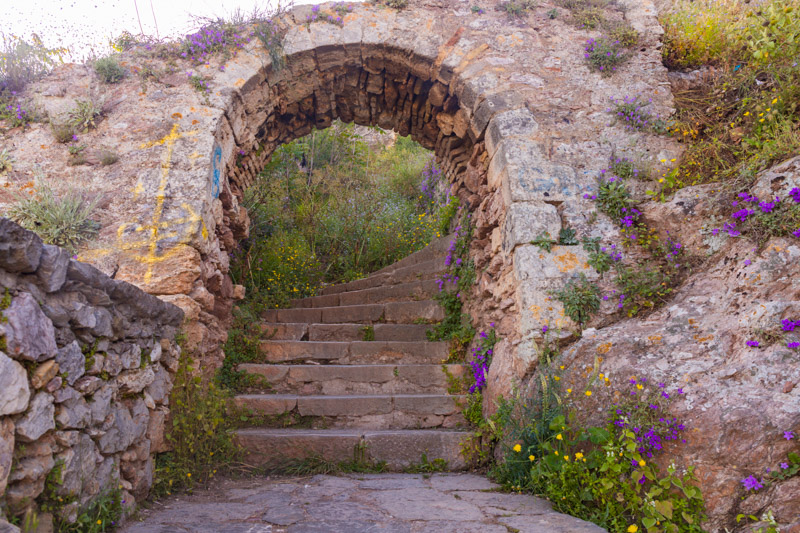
xmin=0 ymin=220 xmax=182 ymax=520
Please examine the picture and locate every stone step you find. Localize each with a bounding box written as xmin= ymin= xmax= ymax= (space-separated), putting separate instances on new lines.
xmin=260 ymin=300 xmax=444 ymax=325
xmin=368 ymin=234 xmax=453 ymax=278
xmin=238 ymin=363 xmax=467 ymax=394
xmin=260 ymin=323 xmax=433 ymax=342
xmin=291 ymin=278 xmax=447 ymax=309
xmin=233 ymin=393 xmax=466 ymax=429
xmin=319 ymin=257 xmax=447 ymax=296
xmin=235 ymin=428 xmax=469 ymax=470
xmin=257 ymin=340 xmax=449 ymax=364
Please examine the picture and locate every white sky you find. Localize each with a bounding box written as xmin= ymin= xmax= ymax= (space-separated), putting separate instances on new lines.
xmin=1 ymin=0 xmax=314 ymax=60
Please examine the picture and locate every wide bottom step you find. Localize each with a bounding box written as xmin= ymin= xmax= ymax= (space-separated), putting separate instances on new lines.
xmin=235 ymin=428 xmax=470 ymax=470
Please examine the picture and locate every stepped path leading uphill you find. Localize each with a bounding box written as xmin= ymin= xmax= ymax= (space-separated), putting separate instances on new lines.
xmin=233 ymin=235 xmax=474 ymax=470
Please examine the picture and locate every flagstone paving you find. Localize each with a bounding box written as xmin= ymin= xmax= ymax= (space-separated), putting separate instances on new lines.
xmin=119 ymin=474 xmax=605 ymax=533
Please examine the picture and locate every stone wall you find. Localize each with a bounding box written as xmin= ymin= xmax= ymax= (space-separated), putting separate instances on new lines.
xmin=0 ymin=218 xmax=183 ymax=525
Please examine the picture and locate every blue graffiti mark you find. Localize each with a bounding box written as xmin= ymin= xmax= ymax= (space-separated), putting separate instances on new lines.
xmin=211 ymin=145 xmax=222 ymax=198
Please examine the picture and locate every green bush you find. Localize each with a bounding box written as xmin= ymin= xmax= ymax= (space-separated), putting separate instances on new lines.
xmin=493 ymin=373 xmax=706 ymax=532
xmin=8 ymin=180 xmax=99 ymax=252
xmin=553 ymin=273 xmax=601 ymax=326
xmin=0 ymin=33 xmax=66 ymax=93
xmin=93 ymin=56 xmax=125 ymax=84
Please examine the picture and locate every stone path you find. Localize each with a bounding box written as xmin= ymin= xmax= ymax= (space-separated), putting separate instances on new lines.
xmin=119 ymin=474 xmax=605 ymax=533
xmin=233 ymin=235 xmax=473 ymax=470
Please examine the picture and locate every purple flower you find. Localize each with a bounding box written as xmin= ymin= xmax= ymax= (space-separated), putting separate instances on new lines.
xmin=744 ymin=259 xmax=751 ymax=266
xmin=782 ymin=319 xmax=798 ymax=332
xmin=789 ymin=342 xmax=800 ymax=349
xmin=793 ymin=228 xmax=800 ymax=238
xmin=542 ymin=325 xmax=549 ymax=334
xmin=741 ymin=475 xmax=763 ymax=491
xmin=785 ymin=431 xmax=795 ymax=441
xmin=781 ymin=462 xmax=790 ymax=470
xmin=790 ymin=187 xmax=800 ymax=203
xmin=746 ymin=340 xmax=760 ymax=347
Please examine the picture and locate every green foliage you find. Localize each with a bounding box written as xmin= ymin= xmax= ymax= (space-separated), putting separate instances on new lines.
xmin=50 ymin=122 xmax=75 ymax=143
xmin=437 ymin=196 xmax=460 ymax=236
xmin=8 ymin=180 xmax=99 ymax=252
xmin=737 ymin=510 xmax=780 ymax=533
xmin=0 ymin=33 xmax=67 ymax=93
xmin=68 ymin=99 xmax=102 ymax=133
xmin=361 ymin=325 xmax=375 ymax=342
xmin=558 ymin=227 xmax=579 ymax=245
xmin=493 ymin=375 xmax=706 ymax=533
xmin=547 ymin=8 xmax=559 ymax=18
xmin=99 ymin=149 xmax=119 ymax=166
xmin=427 ymin=290 xmax=475 ymax=352
xmin=614 ymin=263 xmax=674 ymax=317
xmin=373 ymin=0 xmax=409 ymax=9
xmin=531 ymin=232 xmax=555 ymax=252
xmin=153 ymin=351 xmax=239 ymax=497
xmin=404 ymin=454 xmax=449 ymax=473
xmin=596 ymin=178 xmax=634 ymax=221
xmin=502 ymin=0 xmax=537 ymax=17
xmin=582 ymin=237 xmax=613 ymax=274
xmin=742 ymin=200 xmax=800 ymax=245
xmin=584 ymin=37 xmax=629 ymax=75
xmin=93 ymin=56 xmax=125 ymax=84
xmin=218 ymin=305 xmax=273 ymax=392
xmin=553 ymin=274 xmax=601 ymax=326
xmin=57 ymin=490 xmax=123 ymax=533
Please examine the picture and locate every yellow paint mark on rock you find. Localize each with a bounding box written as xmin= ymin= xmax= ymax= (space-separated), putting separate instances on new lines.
xmin=693 ymin=334 xmax=714 ymax=343
xmin=647 ymin=335 xmax=662 ymax=345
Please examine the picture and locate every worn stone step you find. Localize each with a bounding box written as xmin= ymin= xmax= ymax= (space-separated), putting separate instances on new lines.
xmin=257 ymin=340 xmax=449 ymax=364
xmin=233 ymin=393 xmax=466 ymax=429
xmin=291 ymin=279 xmax=446 ymax=309
xmin=319 ymin=258 xmax=447 ymax=296
xmin=261 ymin=300 xmax=443 ymax=325
xmin=308 ymin=323 xmax=431 ymax=342
xmin=235 ymin=428 xmax=469 ymax=470
xmin=238 ymin=363 xmax=467 ymax=394
xmin=369 ymin=234 xmax=453 ymax=277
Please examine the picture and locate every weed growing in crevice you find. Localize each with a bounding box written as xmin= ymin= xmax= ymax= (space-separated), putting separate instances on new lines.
xmin=607 ymin=95 xmax=668 ymax=133
xmin=68 ymin=98 xmax=103 ymax=133
xmin=531 ymin=231 xmax=555 ymax=252
xmin=558 ymin=227 xmax=579 ymax=245
xmin=94 ymin=56 xmax=125 ymax=84
xmin=361 ymin=325 xmax=375 ymax=341
xmin=502 ymin=0 xmax=537 ymax=17
xmin=553 ymin=274 xmax=601 ymax=327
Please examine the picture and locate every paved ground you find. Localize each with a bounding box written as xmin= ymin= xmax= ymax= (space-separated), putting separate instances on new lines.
xmin=119 ymin=474 xmax=605 ymax=533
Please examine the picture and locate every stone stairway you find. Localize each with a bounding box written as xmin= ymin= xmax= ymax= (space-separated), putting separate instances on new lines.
xmin=234 ymin=235 xmax=474 ymax=470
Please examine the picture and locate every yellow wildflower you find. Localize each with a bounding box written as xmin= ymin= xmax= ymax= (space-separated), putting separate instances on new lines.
xmin=556 ymin=434 xmax=563 ymax=440
xmin=529 ymin=455 xmax=536 ymax=462
xmin=585 ymin=390 xmax=592 ymax=397
xmin=513 ymin=444 xmax=522 ymax=453
xmin=639 ymin=460 xmax=646 ymax=467
xmin=575 ymin=452 xmax=584 ymax=459
xmin=628 ymin=526 xmax=638 ymax=533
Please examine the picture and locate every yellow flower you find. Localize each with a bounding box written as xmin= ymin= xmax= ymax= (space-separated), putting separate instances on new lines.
xmin=97 ymin=520 xmax=102 ymax=525
xmin=636 ymin=384 xmax=643 ymax=390
xmin=554 ymin=376 xmax=560 ymax=381
xmin=585 ymin=390 xmax=592 ymax=397
xmin=639 ymin=460 xmax=646 ymax=467
xmin=772 ymin=97 xmax=778 ymax=104
xmin=513 ymin=444 xmax=522 ymax=453
xmin=564 ymin=455 xmax=570 ymax=461
xmin=567 ymin=388 xmax=572 ymax=394
xmin=529 ymin=455 xmax=536 ymax=462
xmin=556 ymin=434 xmax=563 ymax=440
xmin=744 ymin=111 xmax=750 ymax=116
xmin=575 ymin=452 xmax=584 ymax=459
xmin=627 ymin=526 xmax=638 ymax=533
xmin=187 ymin=473 xmax=192 ymax=477
xmin=554 ymin=451 xmax=559 ymax=455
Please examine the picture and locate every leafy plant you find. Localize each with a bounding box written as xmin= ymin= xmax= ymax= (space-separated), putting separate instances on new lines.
xmin=0 ymin=148 xmax=13 ymax=174
xmin=50 ymin=122 xmax=75 ymax=143
xmin=558 ymin=227 xmax=579 ymax=245
xmin=0 ymin=33 xmax=67 ymax=92
xmin=553 ymin=274 xmax=601 ymax=326
xmin=361 ymin=325 xmax=375 ymax=341
xmin=254 ymin=21 xmax=286 ymax=71
xmin=93 ymin=56 xmax=125 ymax=84
xmin=7 ymin=180 xmax=100 ymax=252
xmin=153 ymin=350 xmax=239 ymax=497
xmin=582 ymin=237 xmax=614 ymax=274
xmin=99 ymin=149 xmax=119 ymax=166
xmin=596 ymin=178 xmax=634 ymax=221
xmin=531 ymin=231 xmax=555 ymax=252
xmin=68 ymin=99 xmax=102 ymax=133
xmin=502 ymin=0 xmax=537 ymax=17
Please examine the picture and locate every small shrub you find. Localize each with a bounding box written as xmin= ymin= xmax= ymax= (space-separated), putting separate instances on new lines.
xmin=254 ymin=21 xmax=286 ymax=71
xmin=607 ymin=95 xmax=667 ymax=132
xmin=584 ymin=37 xmax=627 ymax=75
xmin=99 ymin=149 xmax=119 ymax=166
xmin=595 ymin=177 xmax=634 ymax=221
xmin=50 ymin=122 xmax=75 ymax=143
xmin=7 ymin=180 xmax=100 ymax=252
xmin=93 ymin=56 xmax=125 ymax=84
xmin=553 ymin=273 xmax=601 ymax=326
xmin=373 ymin=0 xmax=409 ymax=9
xmin=153 ymin=350 xmax=239 ymax=497
xmin=436 ymin=195 xmax=460 ymax=235
xmin=547 ymin=8 xmax=559 ymax=18
xmin=68 ymin=99 xmax=103 ymax=133
xmin=607 ymin=21 xmax=640 ymax=47
xmin=502 ymin=0 xmax=537 ymax=17
xmin=582 ymin=237 xmax=617 ymax=274
xmin=573 ymin=6 xmax=605 ymax=28
xmin=0 ymin=33 xmax=67 ymax=93
xmin=471 ymin=5 xmax=486 ymax=14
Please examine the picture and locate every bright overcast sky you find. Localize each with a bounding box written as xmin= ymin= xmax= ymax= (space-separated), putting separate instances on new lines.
xmin=1 ymin=0 xmax=314 ymax=60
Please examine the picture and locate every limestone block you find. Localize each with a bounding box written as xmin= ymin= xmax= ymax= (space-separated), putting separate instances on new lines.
xmin=1 ymin=293 xmax=58 ymax=362
xmin=0 ymin=352 xmax=30 ymax=415
xmin=118 ymin=368 xmax=156 ymax=395
xmin=115 ymin=244 xmax=202 ymax=296
xmin=98 ymin=403 xmax=136 ymax=454
xmin=31 ymin=360 xmax=59 ymax=389
xmin=0 ymin=218 xmax=42 ymax=273
xmin=55 ymin=395 xmax=91 ymax=430
xmin=157 ymin=294 xmax=201 ymax=322
xmin=486 ymin=107 xmax=539 ymax=159
xmin=88 ymin=385 xmax=114 ymax=426
xmin=15 ymin=392 xmax=55 ymax=442
xmin=55 ymin=341 xmax=85 ymax=386
xmin=484 ymin=340 xmax=536 ymax=415
xmin=0 ymin=418 xmax=14 ymax=496
xmin=503 ymin=202 xmax=561 ymax=252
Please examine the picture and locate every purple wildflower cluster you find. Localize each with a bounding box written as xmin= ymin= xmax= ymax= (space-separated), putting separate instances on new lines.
xmin=740 ymin=430 xmax=797 ymax=492
xmin=606 ymin=95 xmax=660 ymax=131
xmin=307 ymin=4 xmax=345 ymax=26
xmin=420 ymin=157 xmax=445 ymax=208
xmin=611 ymin=378 xmax=687 ymax=460
xmin=711 ymin=188 xmax=800 ymax=239
xmin=583 ymin=38 xmax=625 ymax=74
xmin=181 ymin=24 xmax=250 ymax=63
xmin=468 ymin=325 xmax=497 ymax=393
xmin=444 ymin=222 xmax=463 ymax=268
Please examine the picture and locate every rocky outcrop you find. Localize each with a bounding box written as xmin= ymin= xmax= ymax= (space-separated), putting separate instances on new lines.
xmin=0 ymin=218 xmax=182 ymax=521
